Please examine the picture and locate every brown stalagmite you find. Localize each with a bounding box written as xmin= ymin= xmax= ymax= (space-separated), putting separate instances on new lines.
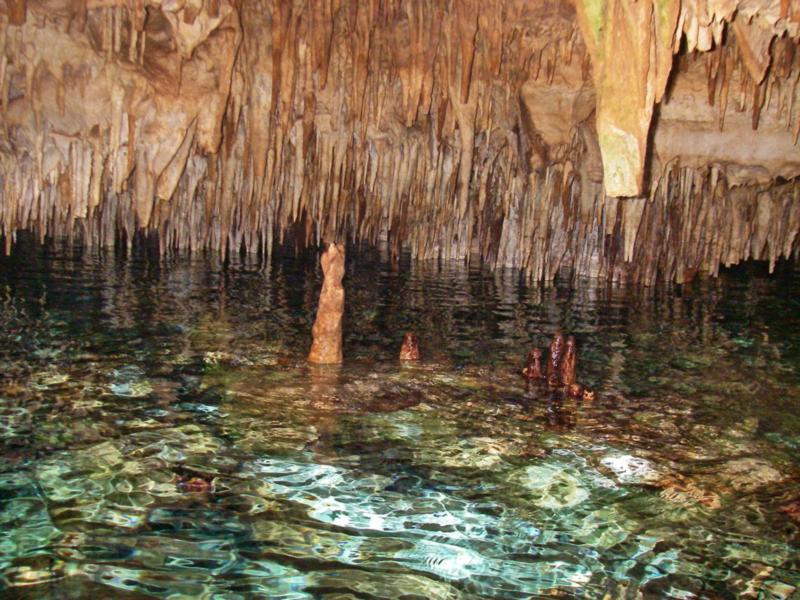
xmin=399 ymin=332 xmax=420 ymax=361
xmin=522 ymin=348 xmax=544 ymax=380
xmin=309 ymin=243 xmax=346 ymax=365
xmin=567 ymin=382 xmax=584 ymax=398
xmin=559 ymin=335 xmax=577 ymax=386
xmin=547 ymin=332 xmax=565 ymax=385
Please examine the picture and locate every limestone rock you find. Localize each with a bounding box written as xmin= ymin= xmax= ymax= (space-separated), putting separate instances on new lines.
xmin=308 ymin=243 xmax=345 ymax=365
xmin=399 ymin=332 xmax=420 ymax=361
xmin=0 ymin=0 xmax=798 ymax=283
xmin=718 ymin=457 xmax=784 ymax=493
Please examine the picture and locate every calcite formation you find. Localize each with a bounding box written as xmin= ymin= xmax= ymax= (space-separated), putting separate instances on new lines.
xmin=547 ymin=332 xmax=566 ymax=386
xmin=522 ymin=348 xmax=543 ymax=380
xmin=559 ymin=336 xmax=577 ymax=386
xmin=399 ymin=332 xmax=420 ymax=361
xmin=1 ymin=0 xmax=799 ymax=284
xmin=309 ymin=242 xmax=345 ymax=364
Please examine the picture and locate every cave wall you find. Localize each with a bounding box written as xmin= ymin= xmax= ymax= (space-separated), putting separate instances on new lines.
xmin=1 ymin=0 xmax=799 ymax=284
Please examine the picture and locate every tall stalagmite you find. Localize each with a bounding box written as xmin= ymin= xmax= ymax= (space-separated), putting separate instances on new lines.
xmin=309 ymin=242 xmax=345 ymax=364
xmin=1 ymin=1 xmax=799 ymax=284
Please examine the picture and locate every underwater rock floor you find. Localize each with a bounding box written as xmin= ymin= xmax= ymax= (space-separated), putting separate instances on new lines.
xmin=0 ymin=245 xmax=799 ymax=599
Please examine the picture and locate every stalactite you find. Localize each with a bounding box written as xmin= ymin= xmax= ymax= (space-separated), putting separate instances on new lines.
xmin=0 ymin=0 xmax=799 ymax=285
xmin=574 ymin=0 xmax=679 ymax=197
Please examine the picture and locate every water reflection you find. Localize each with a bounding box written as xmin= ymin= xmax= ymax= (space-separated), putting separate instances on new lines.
xmin=0 ymin=239 xmax=798 ymax=598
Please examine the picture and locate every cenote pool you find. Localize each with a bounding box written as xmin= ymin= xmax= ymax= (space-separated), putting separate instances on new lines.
xmin=1 ymin=241 xmax=799 ymax=599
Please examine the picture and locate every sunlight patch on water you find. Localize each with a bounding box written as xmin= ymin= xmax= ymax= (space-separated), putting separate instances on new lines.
xmin=244 ymin=454 xmax=700 ymax=595
xmin=600 ymin=454 xmax=659 ymax=484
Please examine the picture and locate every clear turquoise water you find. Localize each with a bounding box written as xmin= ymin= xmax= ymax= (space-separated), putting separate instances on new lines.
xmin=0 ymin=240 xmax=799 ymax=599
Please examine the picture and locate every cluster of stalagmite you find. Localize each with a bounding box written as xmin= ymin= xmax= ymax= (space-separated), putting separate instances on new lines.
xmin=1 ymin=0 xmax=799 ymax=283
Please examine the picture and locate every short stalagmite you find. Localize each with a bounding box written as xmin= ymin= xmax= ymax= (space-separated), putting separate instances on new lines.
xmin=559 ymin=336 xmax=577 ymax=386
xmin=308 ymin=243 xmax=345 ymax=364
xmin=399 ymin=332 xmax=420 ymax=361
xmin=522 ymin=348 xmax=543 ymax=380
xmin=567 ymin=383 xmax=584 ymax=398
xmin=547 ymin=332 xmax=565 ymax=386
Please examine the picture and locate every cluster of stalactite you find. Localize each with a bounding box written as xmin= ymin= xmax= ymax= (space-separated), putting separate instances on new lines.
xmin=575 ymin=0 xmax=800 ymax=196
xmin=698 ymin=29 xmax=800 ymax=138
xmin=1 ymin=0 xmax=799 ymax=284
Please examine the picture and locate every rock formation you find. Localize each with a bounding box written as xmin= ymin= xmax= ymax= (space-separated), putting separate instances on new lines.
xmin=399 ymin=332 xmax=420 ymax=361
xmin=1 ymin=1 xmax=799 ymax=283
xmin=308 ymin=242 xmax=345 ymax=364
xmin=567 ymin=383 xmax=584 ymax=399
xmin=522 ymin=347 xmax=543 ymax=380
xmin=559 ymin=335 xmax=577 ymax=386
xmin=547 ymin=332 xmax=566 ymax=386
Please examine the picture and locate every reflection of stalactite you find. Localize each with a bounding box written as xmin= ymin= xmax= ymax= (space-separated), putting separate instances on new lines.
xmin=0 ymin=1 xmax=799 ymax=284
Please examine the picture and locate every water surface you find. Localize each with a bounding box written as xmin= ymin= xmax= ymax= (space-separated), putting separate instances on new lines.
xmin=1 ymin=241 xmax=799 ymax=599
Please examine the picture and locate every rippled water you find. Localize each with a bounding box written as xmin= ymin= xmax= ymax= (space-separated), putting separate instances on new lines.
xmin=1 ymin=239 xmax=799 ymax=599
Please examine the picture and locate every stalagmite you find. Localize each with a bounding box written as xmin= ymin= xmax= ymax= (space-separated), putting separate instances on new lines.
xmin=522 ymin=348 xmax=544 ymax=380
xmin=399 ymin=332 xmax=420 ymax=361
xmin=547 ymin=333 xmax=565 ymax=386
xmin=559 ymin=336 xmax=577 ymax=387
xmin=308 ymin=243 xmax=345 ymax=365
xmin=567 ymin=383 xmax=584 ymax=398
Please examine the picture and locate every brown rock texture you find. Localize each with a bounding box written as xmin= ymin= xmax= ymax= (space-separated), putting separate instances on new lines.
xmin=522 ymin=348 xmax=543 ymax=380
xmin=309 ymin=242 xmax=345 ymax=364
xmin=547 ymin=332 xmax=565 ymax=385
xmin=399 ymin=332 xmax=420 ymax=361
xmin=0 ymin=0 xmax=799 ymax=284
xmin=559 ymin=335 xmax=577 ymax=386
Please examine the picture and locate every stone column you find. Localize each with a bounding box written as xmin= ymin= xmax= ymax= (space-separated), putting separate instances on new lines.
xmin=308 ymin=243 xmax=345 ymax=364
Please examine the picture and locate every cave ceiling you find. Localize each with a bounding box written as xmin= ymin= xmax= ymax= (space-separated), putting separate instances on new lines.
xmin=1 ymin=0 xmax=799 ymax=283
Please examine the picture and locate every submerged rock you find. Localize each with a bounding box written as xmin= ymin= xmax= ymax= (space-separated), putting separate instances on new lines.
xmin=31 ymin=371 xmax=70 ymax=389
xmin=778 ymin=496 xmax=800 ymax=523
xmin=519 ymin=464 xmax=591 ymax=509
xmin=203 ymin=351 xmax=279 ymax=368
xmin=658 ymin=477 xmax=722 ymax=509
xmin=717 ymin=458 xmax=784 ymax=493
xmin=176 ymin=474 xmax=216 ymax=494
xmin=109 ymin=365 xmax=152 ymax=398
